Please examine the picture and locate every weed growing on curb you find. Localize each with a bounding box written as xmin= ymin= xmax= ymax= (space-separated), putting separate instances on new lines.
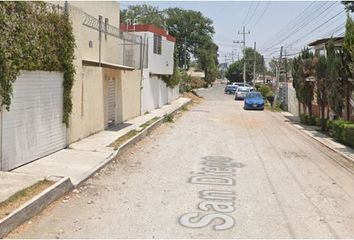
xmin=163 ymin=114 xmax=174 ymax=123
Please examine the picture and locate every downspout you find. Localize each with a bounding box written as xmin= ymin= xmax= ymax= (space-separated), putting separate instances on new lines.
xmin=139 ymin=34 xmax=146 ymax=115
xmin=98 ymin=15 xmax=102 ymax=67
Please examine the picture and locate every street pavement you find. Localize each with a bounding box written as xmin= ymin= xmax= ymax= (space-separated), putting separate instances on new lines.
xmin=8 ymin=83 xmax=354 ymax=238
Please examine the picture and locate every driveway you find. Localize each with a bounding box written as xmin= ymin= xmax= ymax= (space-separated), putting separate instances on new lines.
xmin=8 ymin=84 xmax=354 ymax=238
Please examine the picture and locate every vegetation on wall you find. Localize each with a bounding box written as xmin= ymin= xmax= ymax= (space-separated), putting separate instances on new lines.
xmin=0 ymin=2 xmax=75 ymax=126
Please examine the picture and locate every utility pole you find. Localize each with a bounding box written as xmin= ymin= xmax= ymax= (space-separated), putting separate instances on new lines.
xmin=234 ymin=26 xmax=250 ymax=85
xmin=284 ymin=49 xmax=288 ymax=83
xmin=253 ymin=42 xmax=256 ymax=88
xmin=273 ymin=46 xmax=283 ymax=107
xmin=184 ymin=37 xmax=187 ymax=70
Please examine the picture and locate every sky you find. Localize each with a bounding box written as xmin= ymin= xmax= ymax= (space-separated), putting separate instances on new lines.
xmin=120 ymin=1 xmax=347 ymax=65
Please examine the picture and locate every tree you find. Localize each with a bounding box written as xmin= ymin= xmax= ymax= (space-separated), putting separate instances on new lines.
xmin=326 ymin=39 xmax=345 ymax=118
xmin=120 ymin=4 xmax=165 ymax=28
xmin=314 ymin=55 xmax=328 ymax=129
xmin=196 ymin=39 xmax=218 ymax=83
xmin=292 ymin=48 xmax=315 ymax=115
xmin=343 ymin=14 xmax=354 ymax=120
xmin=342 ymin=1 xmax=354 ymax=12
xmin=225 ymin=47 xmax=265 ymax=83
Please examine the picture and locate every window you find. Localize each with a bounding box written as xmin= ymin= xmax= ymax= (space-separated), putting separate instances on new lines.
xmin=153 ymin=34 xmax=162 ymax=55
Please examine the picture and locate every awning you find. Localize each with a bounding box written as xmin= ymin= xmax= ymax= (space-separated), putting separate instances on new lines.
xmin=82 ymin=59 xmax=135 ymax=71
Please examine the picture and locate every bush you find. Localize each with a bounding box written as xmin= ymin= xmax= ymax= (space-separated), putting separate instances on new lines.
xmin=342 ymin=124 xmax=354 ymax=147
xmin=259 ymin=85 xmax=272 ymax=98
xmin=327 ymin=119 xmax=352 ymax=141
xmin=315 ymin=116 xmax=321 ymax=126
xmin=300 ymin=114 xmax=307 ymax=124
xmin=307 ymin=115 xmax=317 ymax=126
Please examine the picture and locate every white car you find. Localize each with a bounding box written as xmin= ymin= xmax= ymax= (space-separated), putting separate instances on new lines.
xmin=234 ymin=87 xmax=251 ymax=100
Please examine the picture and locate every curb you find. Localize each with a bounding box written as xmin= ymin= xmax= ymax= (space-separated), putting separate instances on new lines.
xmin=0 ymin=99 xmax=192 ymax=237
xmin=295 ymin=124 xmax=354 ymax=164
xmin=71 ymin=98 xmax=192 ymax=187
xmin=0 ymin=177 xmax=73 ymax=238
xmin=278 ymin=112 xmax=354 ymax=164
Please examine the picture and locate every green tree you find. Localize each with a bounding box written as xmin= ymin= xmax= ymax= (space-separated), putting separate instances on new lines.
xmin=292 ymin=48 xmax=315 ymax=115
xmin=225 ymin=47 xmax=265 ymax=83
xmin=326 ymin=39 xmax=345 ymax=118
xmin=342 ymin=1 xmax=354 ymax=12
xmin=120 ymin=4 xmax=165 ymax=28
xmin=343 ymin=14 xmax=354 ymax=120
xmin=314 ymin=55 xmax=328 ymax=129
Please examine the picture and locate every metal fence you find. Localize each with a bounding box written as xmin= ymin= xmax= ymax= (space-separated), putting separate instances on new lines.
xmin=81 ymin=11 xmax=147 ymax=69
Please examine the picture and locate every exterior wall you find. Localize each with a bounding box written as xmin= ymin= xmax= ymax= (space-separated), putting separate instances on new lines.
xmin=133 ymin=31 xmax=174 ymax=75
xmin=168 ymin=85 xmax=180 ymax=103
xmin=287 ymin=82 xmax=299 ymax=117
xmin=121 ymin=70 xmax=141 ymax=122
xmin=68 ymin=66 xmax=105 ymax=143
xmin=142 ymin=72 xmax=179 ymax=113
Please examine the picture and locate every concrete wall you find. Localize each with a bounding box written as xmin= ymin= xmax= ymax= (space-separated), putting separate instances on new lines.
xmin=287 ymin=82 xmax=299 ymax=117
xmin=142 ymin=72 xmax=179 ymax=113
xmin=121 ymin=70 xmax=141 ymax=122
xmin=68 ymin=66 xmax=105 ymax=143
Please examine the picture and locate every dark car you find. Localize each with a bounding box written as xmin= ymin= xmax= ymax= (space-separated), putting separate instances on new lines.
xmin=244 ymin=92 xmax=265 ymax=110
xmin=224 ymin=85 xmax=237 ymax=94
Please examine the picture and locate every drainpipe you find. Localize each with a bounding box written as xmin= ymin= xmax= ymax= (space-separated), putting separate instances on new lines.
xmin=98 ymin=15 xmax=102 ymax=67
xmin=139 ymin=34 xmax=146 ymax=115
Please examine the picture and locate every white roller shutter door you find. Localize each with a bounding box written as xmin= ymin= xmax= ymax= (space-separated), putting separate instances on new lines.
xmin=1 ymin=71 xmax=66 ymax=170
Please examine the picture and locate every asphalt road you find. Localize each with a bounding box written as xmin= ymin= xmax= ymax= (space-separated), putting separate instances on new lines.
xmin=8 ymin=83 xmax=354 ymax=238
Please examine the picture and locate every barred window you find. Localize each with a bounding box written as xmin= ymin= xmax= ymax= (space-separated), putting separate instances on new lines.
xmin=153 ymin=34 xmax=162 ymax=55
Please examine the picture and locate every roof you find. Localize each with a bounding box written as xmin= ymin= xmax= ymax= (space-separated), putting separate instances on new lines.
xmin=120 ymin=24 xmax=176 ymax=42
xmin=308 ymin=37 xmax=344 ymax=47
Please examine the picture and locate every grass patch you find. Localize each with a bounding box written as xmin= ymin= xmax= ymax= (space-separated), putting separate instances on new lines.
xmin=139 ymin=117 xmax=159 ymax=129
xmin=0 ymin=179 xmax=54 ymax=219
xmin=265 ymin=103 xmax=282 ymax=112
xmin=181 ymin=104 xmax=189 ymax=112
xmin=108 ymin=130 xmax=139 ymax=150
xmin=163 ymin=114 xmax=174 ymax=123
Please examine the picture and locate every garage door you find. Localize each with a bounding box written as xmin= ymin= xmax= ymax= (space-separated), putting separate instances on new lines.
xmin=106 ymin=77 xmax=116 ymax=127
xmin=1 ymin=71 xmax=66 ymax=171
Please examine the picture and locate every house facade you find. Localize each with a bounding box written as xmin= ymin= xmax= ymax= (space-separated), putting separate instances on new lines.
xmin=63 ymin=2 xmax=143 ymax=143
xmin=0 ymin=1 xmax=144 ymax=171
xmin=120 ymin=24 xmax=179 ymax=113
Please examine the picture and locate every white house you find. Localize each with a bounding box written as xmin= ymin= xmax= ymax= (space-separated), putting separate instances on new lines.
xmin=120 ymin=24 xmax=179 ymax=113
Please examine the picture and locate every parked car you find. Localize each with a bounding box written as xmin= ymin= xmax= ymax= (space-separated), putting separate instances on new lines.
xmin=243 ymin=91 xmax=265 ymax=110
xmin=235 ymin=86 xmax=251 ymax=100
xmin=232 ymin=82 xmax=254 ymax=90
xmin=224 ymin=85 xmax=237 ymax=94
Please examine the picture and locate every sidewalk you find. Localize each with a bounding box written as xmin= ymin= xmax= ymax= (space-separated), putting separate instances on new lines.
xmin=0 ymin=97 xmax=191 ymax=237
xmin=279 ymin=111 xmax=354 ymax=164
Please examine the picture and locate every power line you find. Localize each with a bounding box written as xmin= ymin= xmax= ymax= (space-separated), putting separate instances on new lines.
xmin=245 ymin=1 xmax=261 ymax=28
xmin=252 ymin=2 xmax=271 ymax=31
xmin=262 ymin=2 xmax=337 ymax=53
xmin=242 ymin=2 xmax=254 ymax=27
xmin=260 ymin=1 xmax=318 ymax=49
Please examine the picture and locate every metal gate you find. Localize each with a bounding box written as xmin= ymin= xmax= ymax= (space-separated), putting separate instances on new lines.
xmin=106 ymin=77 xmax=116 ymax=127
xmin=1 ymin=71 xmax=66 ymax=171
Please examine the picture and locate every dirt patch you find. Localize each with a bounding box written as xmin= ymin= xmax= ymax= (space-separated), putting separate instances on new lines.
xmin=0 ymin=180 xmax=54 ymax=219
xmin=182 ymin=91 xmax=203 ymax=104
